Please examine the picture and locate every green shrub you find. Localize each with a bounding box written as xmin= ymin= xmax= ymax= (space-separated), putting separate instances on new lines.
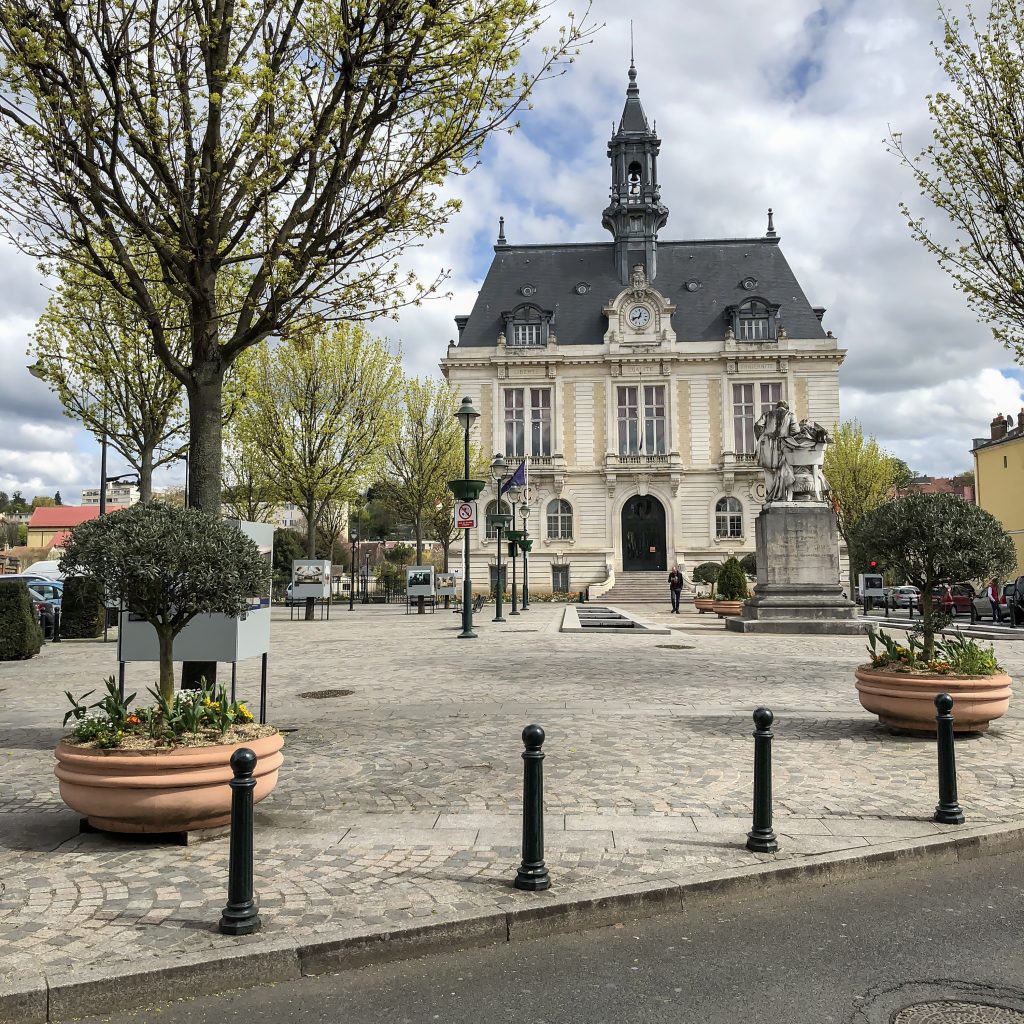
xmin=692 ymin=561 xmax=722 ymax=595
xmin=716 ymin=557 xmax=749 ymax=601
xmin=60 ymin=576 xmax=105 ymax=639
xmin=0 ymin=580 xmax=43 ymax=659
xmin=739 ymin=552 xmax=757 ymax=577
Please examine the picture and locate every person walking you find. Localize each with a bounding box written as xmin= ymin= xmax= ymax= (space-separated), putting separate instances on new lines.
xmin=668 ymin=565 xmax=684 ymax=614
xmin=988 ymin=578 xmax=1001 ymax=624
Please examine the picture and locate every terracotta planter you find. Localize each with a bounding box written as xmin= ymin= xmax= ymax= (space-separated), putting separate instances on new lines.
xmin=854 ymin=665 xmax=1012 ymax=734
xmin=694 ymin=598 xmax=715 ymax=614
xmin=712 ymin=599 xmax=746 ymax=618
xmin=54 ymin=732 xmax=285 ymax=833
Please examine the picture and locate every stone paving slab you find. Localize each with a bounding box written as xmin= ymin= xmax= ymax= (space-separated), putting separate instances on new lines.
xmin=1 ymin=602 xmax=1023 ymax=1020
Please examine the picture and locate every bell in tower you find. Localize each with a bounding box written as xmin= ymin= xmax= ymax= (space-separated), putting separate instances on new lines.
xmin=601 ymin=62 xmax=669 ymax=285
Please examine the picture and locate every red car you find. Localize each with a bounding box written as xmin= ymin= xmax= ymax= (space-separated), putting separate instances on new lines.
xmin=931 ymin=582 xmax=976 ymax=618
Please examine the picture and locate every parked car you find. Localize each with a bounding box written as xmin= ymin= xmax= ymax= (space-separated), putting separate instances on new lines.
xmin=1 ymin=575 xmax=63 ymax=608
xmin=888 ymin=586 xmax=922 ymax=610
xmin=929 ymin=582 xmax=975 ymax=618
xmin=1007 ymin=577 xmax=1024 ymax=625
xmin=26 ymin=585 xmax=57 ymax=638
xmin=970 ymin=583 xmax=1014 ymax=623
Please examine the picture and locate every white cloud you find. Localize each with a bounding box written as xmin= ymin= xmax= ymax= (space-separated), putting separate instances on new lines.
xmin=0 ymin=0 xmax=1008 ymax=495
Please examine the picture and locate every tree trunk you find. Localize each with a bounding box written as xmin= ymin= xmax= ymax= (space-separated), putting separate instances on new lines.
xmin=157 ymin=626 xmax=176 ymax=703
xmin=305 ymin=499 xmax=316 ymax=621
xmin=922 ymin=590 xmax=935 ymax=662
xmin=182 ymin=368 xmax=224 ymax=687
xmin=415 ymin=519 xmax=423 ymax=566
xmin=185 ymin=372 xmax=225 ymax=514
xmin=139 ymin=445 xmax=154 ymax=503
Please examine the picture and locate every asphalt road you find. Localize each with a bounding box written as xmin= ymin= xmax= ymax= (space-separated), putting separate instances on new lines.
xmin=94 ymin=851 xmax=1024 ymax=1024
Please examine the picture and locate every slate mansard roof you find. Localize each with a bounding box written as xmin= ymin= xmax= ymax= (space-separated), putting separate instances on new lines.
xmin=455 ymin=235 xmax=829 ymax=347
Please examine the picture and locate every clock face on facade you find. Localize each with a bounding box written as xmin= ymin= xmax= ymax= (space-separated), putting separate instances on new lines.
xmin=628 ymin=305 xmax=652 ymax=329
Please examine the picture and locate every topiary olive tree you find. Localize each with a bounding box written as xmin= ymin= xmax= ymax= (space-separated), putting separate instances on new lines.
xmin=60 ymin=502 xmax=269 ymax=701
xmin=692 ymin=561 xmax=722 ymax=596
xmin=716 ymin=557 xmax=750 ymax=601
xmin=739 ymin=552 xmax=757 ymax=578
xmin=852 ymin=493 xmax=1016 ymax=660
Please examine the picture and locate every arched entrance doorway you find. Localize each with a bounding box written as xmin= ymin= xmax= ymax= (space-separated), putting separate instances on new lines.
xmin=621 ymin=495 xmax=667 ymax=572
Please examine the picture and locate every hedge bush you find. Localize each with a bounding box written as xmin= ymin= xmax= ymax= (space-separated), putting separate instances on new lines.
xmin=60 ymin=576 xmax=105 ymax=639
xmin=716 ymin=557 xmax=749 ymax=601
xmin=0 ymin=580 xmax=43 ymax=660
xmin=739 ymin=552 xmax=757 ymax=577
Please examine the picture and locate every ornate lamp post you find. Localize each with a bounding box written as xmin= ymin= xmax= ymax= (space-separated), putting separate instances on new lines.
xmin=447 ymin=398 xmax=486 ymax=639
xmin=519 ymin=500 xmax=532 ymax=611
xmin=348 ymin=523 xmax=358 ymax=611
xmin=489 ymin=453 xmax=512 ymax=623
xmin=505 ymin=479 xmax=523 ymax=616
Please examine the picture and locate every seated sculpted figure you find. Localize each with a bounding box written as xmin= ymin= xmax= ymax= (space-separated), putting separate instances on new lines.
xmin=753 ymin=401 xmax=829 ymax=503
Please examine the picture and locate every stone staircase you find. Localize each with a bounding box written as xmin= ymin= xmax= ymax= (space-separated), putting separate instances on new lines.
xmin=599 ymin=571 xmax=685 ymax=605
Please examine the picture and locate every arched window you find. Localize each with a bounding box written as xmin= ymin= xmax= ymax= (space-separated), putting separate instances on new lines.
xmin=715 ymin=497 xmax=743 ymax=539
xmin=547 ymin=499 xmax=573 ymax=540
xmin=737 ymin=300 xmax=771 ymax=340
xmin=484 ymin=499 xmax=511 ymax=540
xmin=507 ymin=303 xmax=545 ymax=346
xmin=627 ymin=161 xmax=642 ymax=197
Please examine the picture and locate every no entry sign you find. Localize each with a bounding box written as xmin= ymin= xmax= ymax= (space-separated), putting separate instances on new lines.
xmin=455 ymin=501 xmax=477 ymax=529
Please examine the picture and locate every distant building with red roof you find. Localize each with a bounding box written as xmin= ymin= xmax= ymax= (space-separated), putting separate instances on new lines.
xmin=27 ymin=506 xmax=127 ymax=549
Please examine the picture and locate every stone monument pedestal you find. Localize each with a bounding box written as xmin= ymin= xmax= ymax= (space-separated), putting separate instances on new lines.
xmin=725 ymin=502 xmax=869 ymax=635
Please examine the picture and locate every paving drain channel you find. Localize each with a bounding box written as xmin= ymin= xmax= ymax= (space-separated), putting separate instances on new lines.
xmin=893 ymin=1003 xmax=1024 ymax=1023
xmin=656 ymin=644 xmax=695 ymax=650
xmin=297 ymin=689 xmax=354 ymax=699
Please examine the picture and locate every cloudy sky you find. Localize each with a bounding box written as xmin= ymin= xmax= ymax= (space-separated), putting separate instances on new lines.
xmin=1 ymin=0 xmax=1018 ymax=504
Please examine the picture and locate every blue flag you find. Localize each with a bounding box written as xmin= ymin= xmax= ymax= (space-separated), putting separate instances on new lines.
xmin=499 ymin=459 xmax=527 ymax=496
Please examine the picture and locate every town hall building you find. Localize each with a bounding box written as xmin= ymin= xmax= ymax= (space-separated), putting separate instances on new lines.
xmin=440 ymin=64 xmax=845 ymax=597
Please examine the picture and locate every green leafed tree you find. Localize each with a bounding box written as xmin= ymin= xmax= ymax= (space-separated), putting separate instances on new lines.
xmin=233 ymin=321 xmax=402 ymax=618
xmin=852 ymin=492 xmax=1016 ymax=659
xmin=0 ymin=0 xmax=594 ymax=512
xmin=824 ymin=420 xmax=907 ymax=577
xmin=28 ymin=257 xmax=189 ymax=502
xmin=888 ymin=1 xmax=1024 ymax=358
xmin=59 ymin=503 xmax=269 ymax=700
xmin=378 ymin=378 xmax=484 ymax=567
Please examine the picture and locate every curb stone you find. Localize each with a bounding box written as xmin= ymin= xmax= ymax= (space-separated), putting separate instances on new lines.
xmin=4 ymin=819 xmax=1023 ymax=1024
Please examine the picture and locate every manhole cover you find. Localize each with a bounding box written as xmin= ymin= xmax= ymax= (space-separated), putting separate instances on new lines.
xmin=657 ymin=644 xmax=695 ymax=650
xmin=297 ymin=688 xmax=353 ymax=699
xmin=893 ymin=1002 xmax=1024 ymax=1022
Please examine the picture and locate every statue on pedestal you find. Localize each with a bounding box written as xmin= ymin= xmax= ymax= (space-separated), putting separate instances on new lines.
xmin=753 ymin=400 xmax=830 ymax=503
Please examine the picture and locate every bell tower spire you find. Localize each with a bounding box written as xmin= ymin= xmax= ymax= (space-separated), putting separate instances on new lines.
xmin=602 ymin=62 xmax=669 ymax=285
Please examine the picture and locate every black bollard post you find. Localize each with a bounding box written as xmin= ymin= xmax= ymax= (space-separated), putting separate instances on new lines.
xmin=933 ymin=693 xmax=965 ymax=824
xmin=52 ymin=606 xmax=61 ymax=643
xmin=514 ymin=724 xmax=550 ymax=891
xmin=746 ymin=707 xmax=779 ymax=853
xmin=218 ymin=748 xmax=262 ymax=935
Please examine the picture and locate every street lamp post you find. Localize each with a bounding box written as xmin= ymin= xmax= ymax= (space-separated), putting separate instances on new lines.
xmin=348 ymin=529 xmax=358 ymax=611
xmin=446 ymin=399 xmax=485 ymax=639
xmin=505 ymin=480 xmax=523 ymax=616
xmin=489 ymin=453 xmax=511 ymax=623
xmin=519 ymin=501 xmax=532 ymax=611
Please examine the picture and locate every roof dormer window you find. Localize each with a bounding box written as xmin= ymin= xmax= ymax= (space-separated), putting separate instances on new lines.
xmin=504 ymin=303 xmax=550 ymax=347
xmin=725 ymin=298 xmax=781 ymax=342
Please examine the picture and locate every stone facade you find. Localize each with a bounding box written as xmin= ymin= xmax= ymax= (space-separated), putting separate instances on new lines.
xmin=440 ymin=67 xmax=845 ymax=594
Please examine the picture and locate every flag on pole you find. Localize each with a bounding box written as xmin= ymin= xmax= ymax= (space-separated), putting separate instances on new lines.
xmin=499 ymin=458 xmax=527 ymax=497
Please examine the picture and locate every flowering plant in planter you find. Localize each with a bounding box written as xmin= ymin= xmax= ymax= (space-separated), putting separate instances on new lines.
xmin=63 ymin=677 xmax=272 ymax=750
xmin=866 ymin=629 xmax=1001 ymax=676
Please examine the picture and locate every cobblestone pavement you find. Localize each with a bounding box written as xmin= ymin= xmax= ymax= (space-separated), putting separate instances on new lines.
xmin=1 ymin=602 xmax=1022 ymax=983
